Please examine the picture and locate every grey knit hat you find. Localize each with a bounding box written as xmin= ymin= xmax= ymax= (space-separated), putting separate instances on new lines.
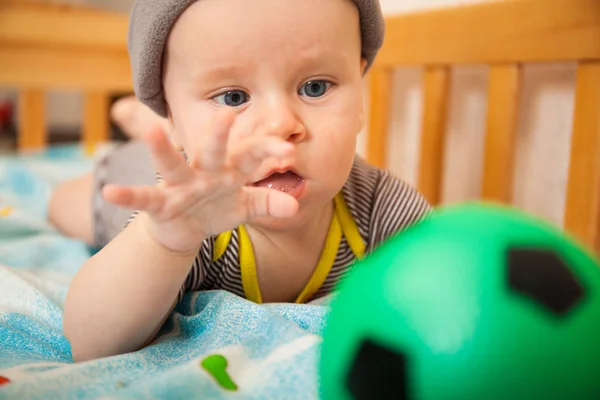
xmin=127 ymin=0 xmax=385 ymax=117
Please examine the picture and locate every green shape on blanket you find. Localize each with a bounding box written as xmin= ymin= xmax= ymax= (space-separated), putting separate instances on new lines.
xmin=201 ymin=354 xmax=238 ymax=391
xmin=320 ymin=202 xmax=600 ymax=400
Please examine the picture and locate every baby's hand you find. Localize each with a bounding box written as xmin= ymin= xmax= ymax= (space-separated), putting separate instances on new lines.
xmin=102 ymin=109 xmax=298 ymax=254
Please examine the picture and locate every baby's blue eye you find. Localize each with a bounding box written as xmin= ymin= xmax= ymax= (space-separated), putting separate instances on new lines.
xmin=213 ymin=90 xmax=249 ymax=107
xmin=299 ymin=80 xmax=330 ymax=98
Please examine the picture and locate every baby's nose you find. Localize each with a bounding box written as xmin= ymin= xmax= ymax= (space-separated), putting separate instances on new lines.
xmin=259 ymin=102 xmax=306 ymax=143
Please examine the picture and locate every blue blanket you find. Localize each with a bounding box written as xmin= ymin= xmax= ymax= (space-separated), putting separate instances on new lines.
xmin=0 ymin=145 xmax=330 ymax=399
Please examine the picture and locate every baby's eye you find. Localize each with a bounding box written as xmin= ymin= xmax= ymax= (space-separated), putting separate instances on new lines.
xmin=299 ymin=80 xmax=331 ymax=98
xmin=212 ymin=90 xmax=249 ymax=107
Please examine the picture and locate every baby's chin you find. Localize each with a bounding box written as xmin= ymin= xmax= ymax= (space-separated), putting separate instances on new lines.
xmin=247 ymin=199 xmax=330 ymax=233
xmin=247 ymin=213 xmax=306 ymax=233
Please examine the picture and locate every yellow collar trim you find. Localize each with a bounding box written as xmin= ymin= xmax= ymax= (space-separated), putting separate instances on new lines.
xmin=213 ymin=192 xmax=365 ymax=304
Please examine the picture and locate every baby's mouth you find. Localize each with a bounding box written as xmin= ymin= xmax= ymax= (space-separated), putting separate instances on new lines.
xmin=252 ymin=171 xmax=304 ymax=193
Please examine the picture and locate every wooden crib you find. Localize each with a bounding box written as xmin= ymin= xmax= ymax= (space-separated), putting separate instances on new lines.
xmin=0 ymin=0 xmax=131 ymax=151
xmin=1 ymin=0 xmax=599 ymax=251
xmin=366 ymin=0 xmax=600 ymax=251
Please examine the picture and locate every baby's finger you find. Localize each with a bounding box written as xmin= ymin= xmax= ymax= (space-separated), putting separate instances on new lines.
xmin=230 ymin=137 xmax=294 ymax=176
xmin=244 ymin=187 xmax=299 ymax=219
xmin=145 ymin=126 xmax=192 ymax=185
xmin=190 ymin=109 xmax=235 ymax=171
xmin=102 ymin=184 xmax=166 ymax=214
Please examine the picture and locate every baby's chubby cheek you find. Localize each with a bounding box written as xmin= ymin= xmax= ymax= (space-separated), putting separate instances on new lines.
xmin=309 ymin=133 xmax=356 ymax=177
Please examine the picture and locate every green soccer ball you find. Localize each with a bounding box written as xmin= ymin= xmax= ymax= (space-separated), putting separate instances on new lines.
xmin=320 ymin=202 xmax=600 ymax=400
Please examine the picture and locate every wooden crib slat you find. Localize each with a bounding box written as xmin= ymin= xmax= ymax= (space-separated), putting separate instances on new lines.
xmin=564 ymin=62 xmax=600 ymax=252
xmin=418 ymin=66 xmax=450 ymax=205
xmin=0 ymin=1 xmax=128 ymax=51
xmin=83 ymin=92 xmax=110 ymax=154
xmin=17 ymin=89 xmax=46 ymax=151
xmin=0 ymin=46 xmax=132 ymax=92
xmin=375 ymin=0 xmax=600 ymax=67
xmin=481 ymin=64 xmax=522 ymax=203
xmin=366 ymin=67 xmax=393 ymax=169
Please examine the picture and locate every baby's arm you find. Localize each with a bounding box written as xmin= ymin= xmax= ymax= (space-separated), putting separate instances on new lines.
xmin=63 ymin=213 xmax=198 ymax=362
xmin=63 ymin=109 xmax=298 ymax=362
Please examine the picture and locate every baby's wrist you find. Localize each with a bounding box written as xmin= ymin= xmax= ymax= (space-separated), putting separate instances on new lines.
xmin=137 ymin=212 xmax=204 ymax=258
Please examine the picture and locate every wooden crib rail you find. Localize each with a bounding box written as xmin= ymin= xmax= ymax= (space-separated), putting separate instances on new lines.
xmin=0 ymin=0 xmax=132 ymax=151
xmin=366 ymin=0 xmax=600 ymax=251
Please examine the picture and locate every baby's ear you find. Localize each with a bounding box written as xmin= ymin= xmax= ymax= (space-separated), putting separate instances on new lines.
xmin=360 ymin=58 xmax=368 ymax=75
xmin=166 ymin=103 xmax=174 ymax=125
xmin=165 ymin=104 xmax=184 ymax=151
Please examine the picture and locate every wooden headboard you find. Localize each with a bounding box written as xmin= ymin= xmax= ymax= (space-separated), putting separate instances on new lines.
xmin=1 ymin=0 xmax=599 ymax=251
xmin=0 ymin=0 xmax=131 ymax=152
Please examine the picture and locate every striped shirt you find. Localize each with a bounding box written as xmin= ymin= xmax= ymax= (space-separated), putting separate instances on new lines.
xmin=177 ymin=155 xmax=432 ymax=302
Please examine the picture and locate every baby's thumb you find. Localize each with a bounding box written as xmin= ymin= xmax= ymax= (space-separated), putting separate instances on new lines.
xmin=245 ymin=188 xmax=299 ymax=219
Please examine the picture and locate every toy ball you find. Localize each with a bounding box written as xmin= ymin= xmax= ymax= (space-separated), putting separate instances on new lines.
xmin=320 ymin=203 xmax=600 ymax=400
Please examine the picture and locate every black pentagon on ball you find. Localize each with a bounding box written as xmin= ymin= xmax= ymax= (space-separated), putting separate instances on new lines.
xmin=507 ymin=247 xmax=585 ymax=316
xmin=346 ymin=339 xmax=409 ymax=400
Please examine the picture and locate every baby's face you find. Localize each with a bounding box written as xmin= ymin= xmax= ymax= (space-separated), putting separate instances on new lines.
xmin=163 ymin=0 xmax=366 ymax=228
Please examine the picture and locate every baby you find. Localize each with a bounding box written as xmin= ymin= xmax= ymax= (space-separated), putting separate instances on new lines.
xmin=61 ymin=0 xmax=432 ymax=362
